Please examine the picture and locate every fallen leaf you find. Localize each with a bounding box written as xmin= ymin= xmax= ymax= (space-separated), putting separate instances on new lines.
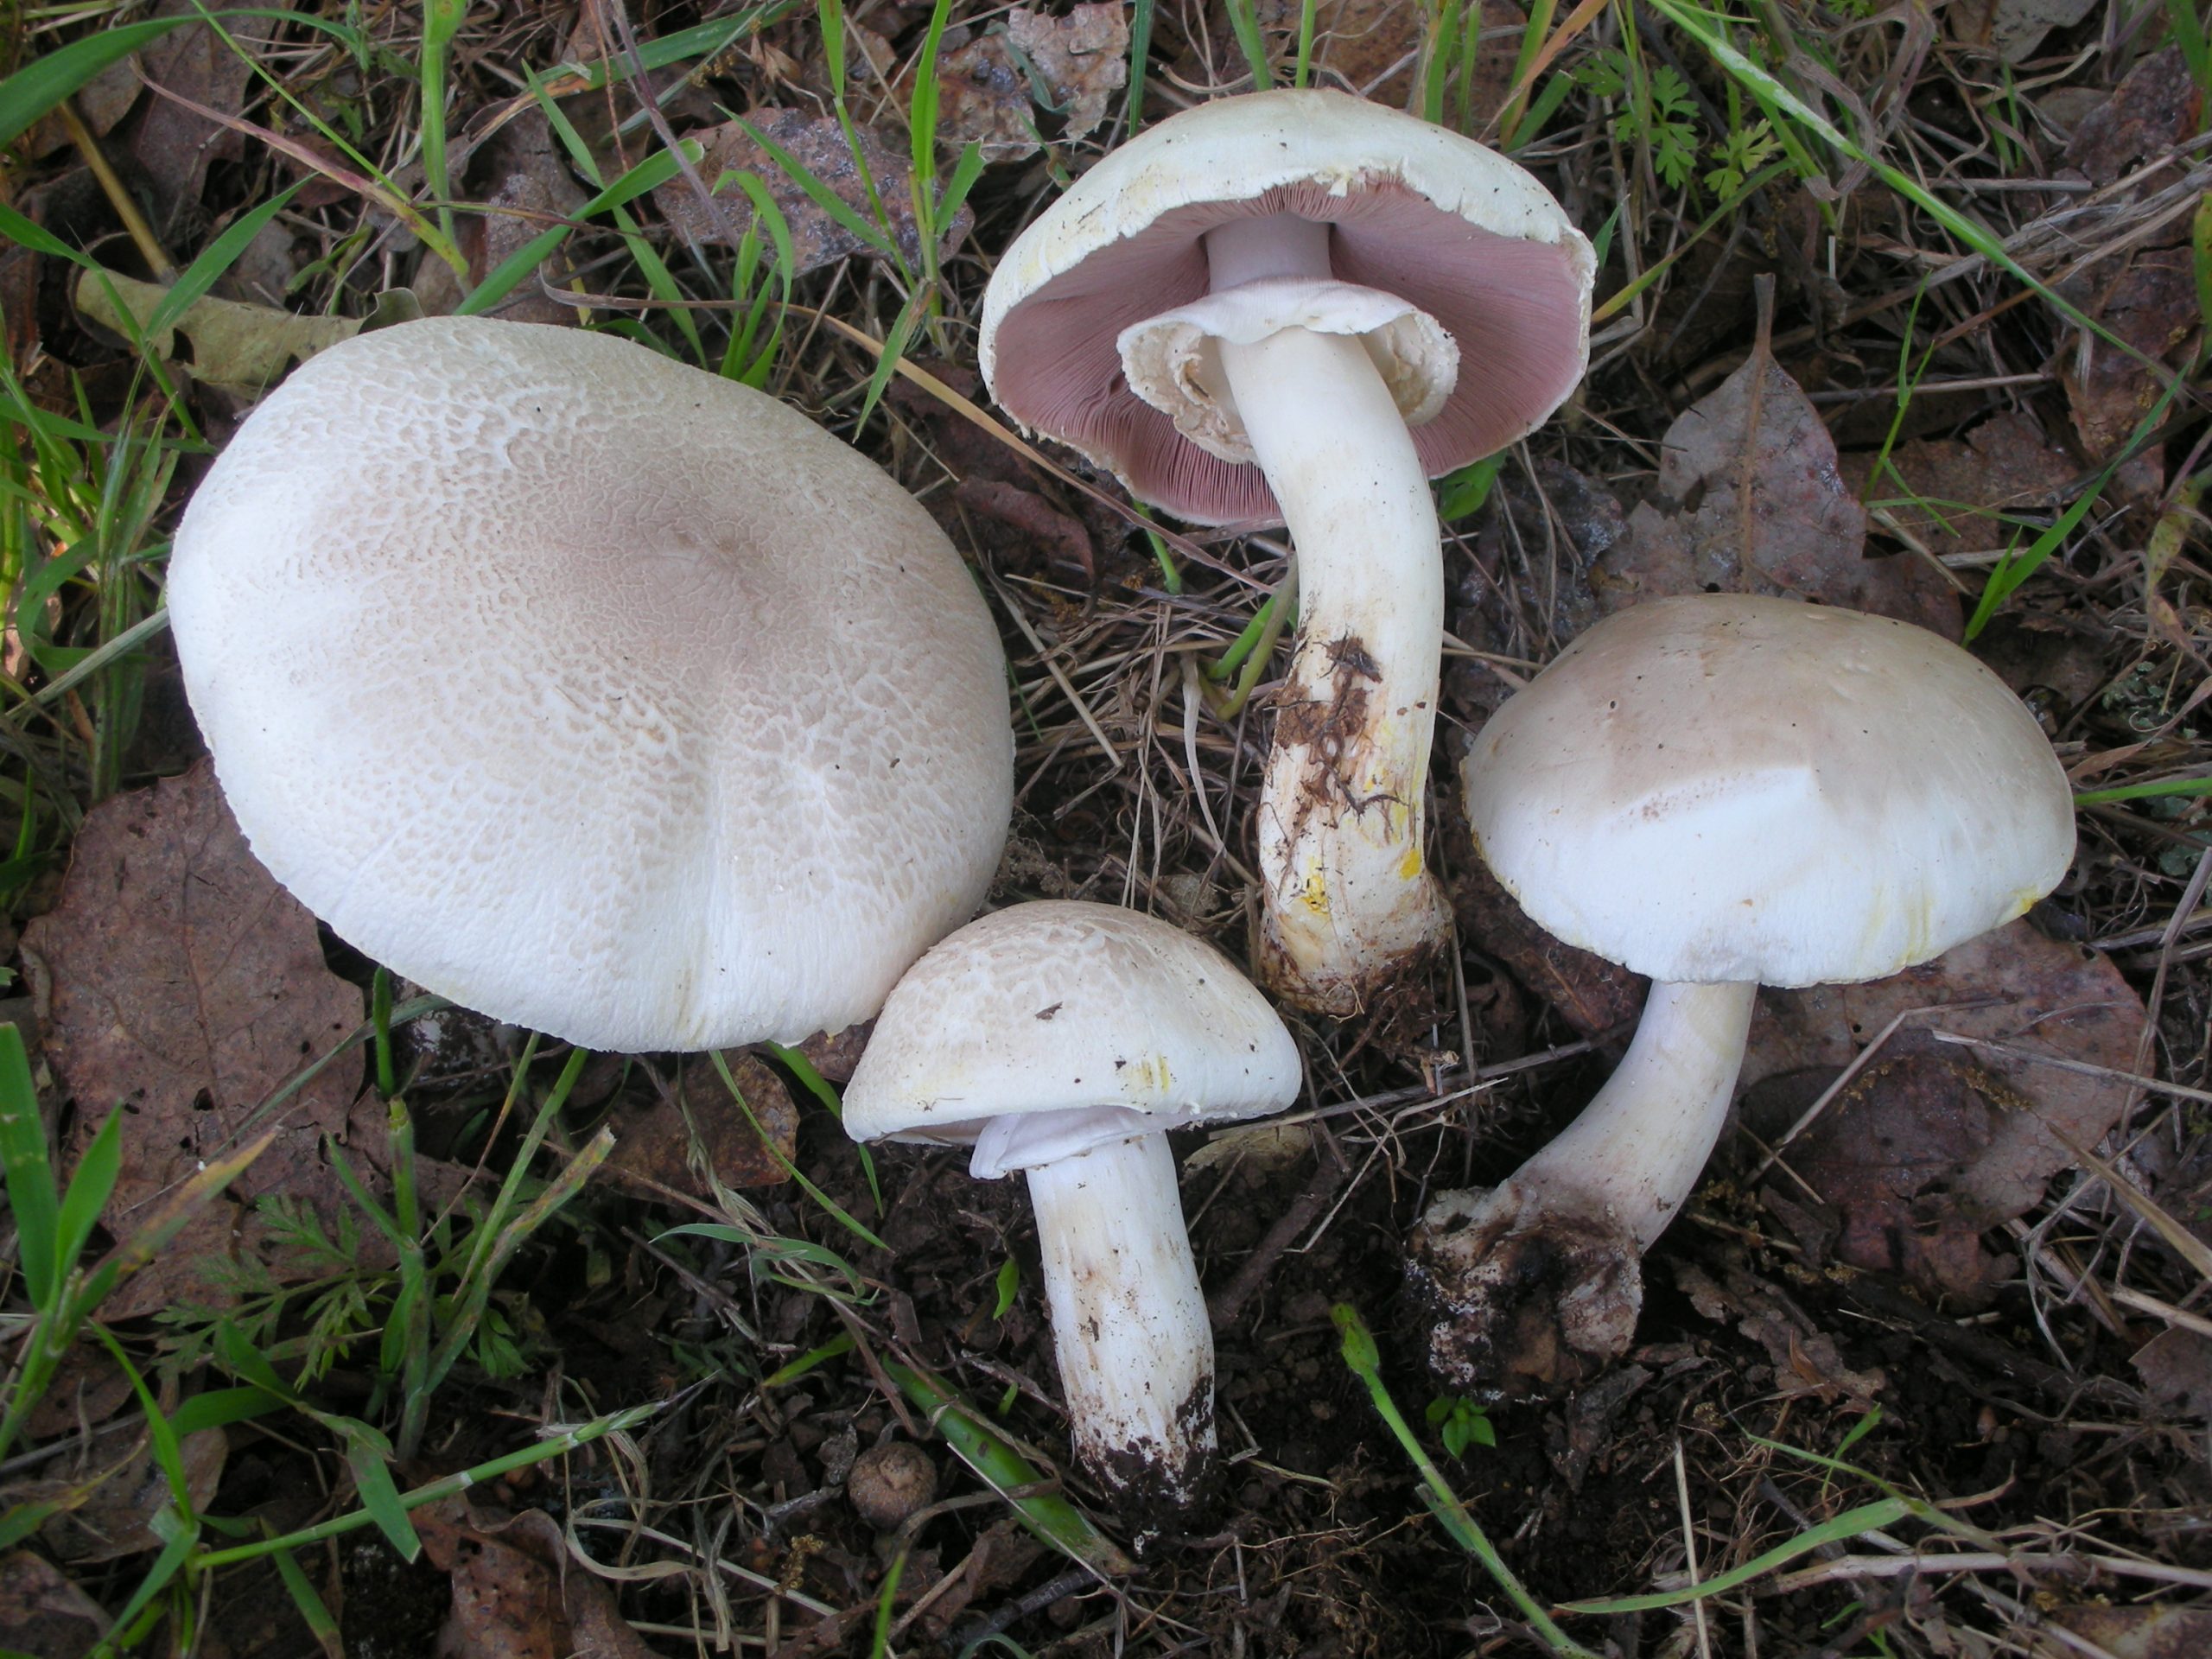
xmin=1842 ymin=410 xmax=2077 ymax=568
xmin=416 ymin=1500 xmax=657 ymax=1659
xmin=1946 ymin=0 xmax=2098 ymax=65
xmin=2058 ymin=246 xmax=2198 ymax=463
xmin=657 ymin=109 xmax=969 ymax=276
xmin=35 ymin=1417 xmax=227 ymax=1563
xmin=2130 ymin=1326 xmax=2212 ymax=1420
xmin=1738 ymin=922 xmax=2147 ymax=1300
xmin=0 ymin=1549 xmax=111 ymax=1656
xmin=1186 ymin=1120 xmax=1314 ymax=1176
xmin=2056 ymin=1603 xmax=2212 ymax=1659
xmin=130 ymin=0 xmax=259 ymax=233
xmin=2064 ymin=48 xmax=2204 ymax=188
xmin=599 ymin=1049 xmax=797 ymax=1199
xmin=1253 ymin=0 xmax=1520 ymax=114
xmin=73 ymin=268 xmax=368 ymax=397
xmin=887 ymin=361 xmax=1125 ymax=584
xmin=954 ymin=476 xmax=1096 ymax=584
xmin=1592 ymin=340 xmax=1960 ymax=635
xmin=20 ymin=762 xmax=365 ymax=1317
xmin=937 ymin=3 xmax=1129 ymax=162
xmin=1673 ymin=1260 xmax=1886 ymax=1405
xmin=417 ymin=111 xmax=588 ymax=327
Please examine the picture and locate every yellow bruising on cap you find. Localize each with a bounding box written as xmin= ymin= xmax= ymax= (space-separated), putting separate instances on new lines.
xmin=1119 ymin=1054 xmax=1173 ymax=1097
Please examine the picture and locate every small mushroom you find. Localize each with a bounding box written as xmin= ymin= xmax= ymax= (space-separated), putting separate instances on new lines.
xmin=1410 ymin=595 xmax=2075 ymax=1397
xmin=842 ymin=902 xmax=1300 ymax=1512
xmin=979 ymin=90 xmax=1593 ymax=1014
xmin=848 ymin=1440 xmax=938 ymax=1532
xmin=168 ymin=318 xmax=1013 ymax=1052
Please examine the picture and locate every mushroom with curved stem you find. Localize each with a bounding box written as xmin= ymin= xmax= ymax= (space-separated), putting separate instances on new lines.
xmin=842 ymin=902 xmax=1301 ymax=1518
xmin=1410 ymin=595 xmax=2078 ymax=1399
xmin=168 ymin=316 xmax=1014 ymax=1053
xmin=979 ymin=89 xmax=1594 ymax=1016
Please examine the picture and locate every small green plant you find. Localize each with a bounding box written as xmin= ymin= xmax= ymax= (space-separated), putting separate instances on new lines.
xmin=1332 ymin=1303 xmax=1598 ymax=1657
xmin=1704 ymin=117 xmax=1783 ymax=198
xmin=992 ymin=1255 xmax=1021 ymax=1319
xmin=1424 ymin=1393 xmax=1497 ymax=1457
xmin=1578 ymin=45 xmax=1700 ymax=191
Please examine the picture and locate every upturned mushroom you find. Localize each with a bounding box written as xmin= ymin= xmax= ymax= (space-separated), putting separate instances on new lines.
xmin=169 ymin=317 xmax=1013 ymax=1052
xmin=1410 ymin=595 xmax=2075 ymax=1396
xmin=842 ymin=901 xmax=1300 ymax=1513
xmin=978 ymin=89 xmax=1594 ymax=1015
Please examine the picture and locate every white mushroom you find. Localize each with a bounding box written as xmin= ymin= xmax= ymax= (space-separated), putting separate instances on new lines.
xmin=979 ymin=90 xmax=1593 ymax=1014
xmin=1412 ymin=595 xmax=2076 ymax=1396
xmin=842 ymin=902 xmax=1300 ymax=1512
xmin=169 ymin=317 xmax=1013 ymax=1052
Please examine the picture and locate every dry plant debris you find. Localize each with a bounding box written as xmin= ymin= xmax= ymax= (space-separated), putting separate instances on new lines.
xmin=1596 ymin=323 xmax=1961 ymax=634
xmin=18 ymin=761 xmax=363 ymax=1318
xmin=936 ymin=3 xmax=1129 ymax=162
xmin=658 ymin=109 xmax=969 ymax=274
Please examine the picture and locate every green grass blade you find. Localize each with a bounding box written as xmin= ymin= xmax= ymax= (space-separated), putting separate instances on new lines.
xmin=458 ymin=143 xmax=700 ymax=316
xmin=0 ymin=18 xmax=199 ymax=148
xmin=738 ymin=117 xmax=896 ymax=257
xmin=2075 ymin=775 xmax=2212 ymax=806
xmin=169 ymin=1387 xmax=288 ymax=1435
xmin=1124 ymin=0 xmax=1155 ymax=134
xmin=54 ymin=1109 xmax=124 ymax=1300
xmin=886 ymin=1361 xmax=1134 ymax=1579
xmin=0 ymin=1022 xmax=59 ymax=1308
xmin=1332 ymin=1304 xmax=1597 ymax=1656
xmin=1559 ymin=1497 xmax=1912 ymax=1612
xmin=708 ymin=1051 xmax=887 ymax=1249
xmin=271 ymin=1545 xmax=342 ymax=1656
xmin=1223 ymin=0 xmax=1273 ymax=89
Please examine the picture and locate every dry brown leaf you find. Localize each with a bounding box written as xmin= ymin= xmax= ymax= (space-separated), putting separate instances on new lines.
xmin=1842 ymin=410 xmax=2077 ymax=568
xmin=599 ymin=1048 xmax=796 ymax=1199
xmin=416 ymin=1500 xmax=656 ymax=1659
xmin=1672 ymin=1260 xmax=1887 ymax=1405
xmin=20 ymin=762 xmax=364 ymax=1317
xmin=1252 ymin=0 xmax=1521 ymax=115
xmin=0 ymin=1549 xmax=111 ymax=1656
xmin=34 ymin=1419 xmax=227 ymax=1563
xmin=130 ymin=0 xmax=259 ymax=233
xmin=937 ymin=3 xmax=1129 ymax=162
xmin=2055 ymin=1605 xmax=2212 ymax=1659
xmin=2130 ymin=1326 xmax=2212 ymax=1419
xmin=2059 ymin=246 xmax=2199 ymax=463
xmin=657 ymin=110 xmax=969 ymax=276
xmin=1593 ymin=342 xmax=1960 ymax=636
xmin=1739 ymin=922 xmax=2147 ymax=1300
xmin=1945 ymin=0 xmax=2098 ymax=65
xmin=419 ymin=111 xmax=588 ymax=327
xmin=2064 ymin=48 xmax=2204 ymax=188
xmin=73 ymin=268 xmax=366 ymax=397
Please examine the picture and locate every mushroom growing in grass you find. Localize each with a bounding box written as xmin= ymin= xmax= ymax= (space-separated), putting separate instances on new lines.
xmin=978 ymin=89 xmax=1594 ymax=1015
xmin=842 ymin=901 xmax=1300 ymax=1514
xmin=168 ymin=317 xmax=1013 ymax=1052
xmin=1408 ymin=595 xmax=2076 ymax=1397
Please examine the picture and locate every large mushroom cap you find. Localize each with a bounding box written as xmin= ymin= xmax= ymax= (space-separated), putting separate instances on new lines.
xmin=170 ymin=317 xmax=1013 ymax=1053
xmin=977 ymin=88 xmax=1595 ymax=525
xmin=1464 ymin=595 xmax=2075 ymax=988
xmin=842 ymin=901 xmax=1300 ymax=1150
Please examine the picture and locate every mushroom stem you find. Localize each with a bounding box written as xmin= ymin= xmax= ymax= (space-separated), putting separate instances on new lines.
xmin=1410 ymin=979 xmax=1756 ymax=1396
xmin=1203 ymin=224 xmax=1451 ymax=1013
xmin=1020 ymin=1132 xmax=1216 ymax=1510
